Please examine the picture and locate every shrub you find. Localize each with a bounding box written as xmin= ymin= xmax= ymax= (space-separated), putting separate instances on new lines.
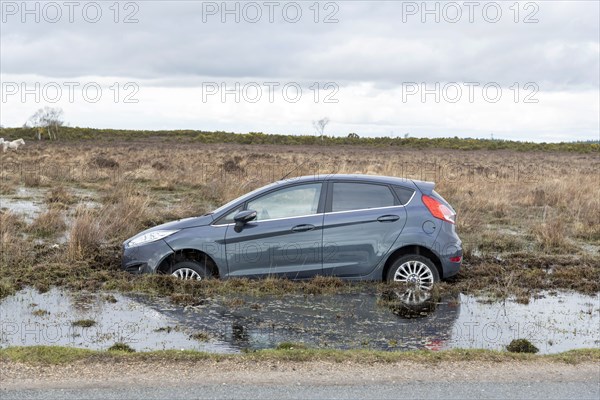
xmin=72 ymin=319 xmax=96 ymax=328
xmin=107 ymin=343 xmax=135 ymax=352
xmin=45 ymin=186 xmax=76 ymax=207
xmin=28 ymin=209 xmax=66 ymax=238
xmin=276 ymin=342 xmax=307 ymax=350
xmin=90 ymin=155 xmax=119 ymax=169
xmin=506 ymin=339 xmax=539 ymax=353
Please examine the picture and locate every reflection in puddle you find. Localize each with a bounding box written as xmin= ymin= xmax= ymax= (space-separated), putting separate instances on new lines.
xmin=0 ymin=288 xmax=598 ymax=354
xmin=378 ymin=287 xmax=438 ymax=319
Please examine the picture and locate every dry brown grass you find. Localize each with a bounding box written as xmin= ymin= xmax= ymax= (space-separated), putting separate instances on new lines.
xmin=0 ymin=140 xmax=598 ymax=297
xmin=44 ymin=186 xmax=76 ymax=208
xmin=67 ymin=185 xmax=152 ymax=261
xmin=28 ymin=209 xmax=67 ymax=238
xmin=67 ymin=207 xmax=105 ymax=261
xmin=0 ymin=212 xmax=32 ymax=270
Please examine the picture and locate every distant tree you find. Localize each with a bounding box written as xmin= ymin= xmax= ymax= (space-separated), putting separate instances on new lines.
xmin=312 ymin=118 xmax=330 ymax=140
xmin=347 ymin=133 xmax=359 ymax=139
xmin=404 ymin=133 xmax=410 ymax=139
xmin=26 ymin=107 xmax=64 ymax=140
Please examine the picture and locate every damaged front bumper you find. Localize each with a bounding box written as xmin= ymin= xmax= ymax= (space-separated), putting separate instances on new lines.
xmin=121 ymin=239 xmax=174 ymax=274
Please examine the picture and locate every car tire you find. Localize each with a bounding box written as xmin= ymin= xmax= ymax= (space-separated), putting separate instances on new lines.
xmin=386 ymin=255 xmax=440 ymax=290
xmin=170 ymin=260 xmax=211 ymax=281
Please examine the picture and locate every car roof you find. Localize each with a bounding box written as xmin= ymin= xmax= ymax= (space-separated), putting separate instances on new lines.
xmin=278 ymin=174 xmax=428 ymax=188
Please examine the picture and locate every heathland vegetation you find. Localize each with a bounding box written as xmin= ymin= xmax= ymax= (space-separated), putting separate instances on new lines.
xmin=1 ymin=126 xmax=598 ymax=152
xmin=0 ymin=132 xmax=598 ymax=303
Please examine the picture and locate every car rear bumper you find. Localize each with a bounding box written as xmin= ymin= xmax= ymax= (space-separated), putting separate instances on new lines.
xmin=438 ymin=242 xmax=462 ymax=278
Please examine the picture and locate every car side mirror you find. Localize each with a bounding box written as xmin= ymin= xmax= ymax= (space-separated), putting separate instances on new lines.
xmin=233 ymin=210 xmax=257 ymax=232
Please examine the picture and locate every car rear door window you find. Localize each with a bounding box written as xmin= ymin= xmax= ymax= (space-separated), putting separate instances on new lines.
xmin=392 ymin=185 xmax=415 ymax=205
xmin=331 ymin=182 xmax=396 ymax=212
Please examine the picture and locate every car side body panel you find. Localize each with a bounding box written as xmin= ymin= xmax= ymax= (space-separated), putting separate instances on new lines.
xmin=322 ymin=205 xmax=407 ymax=277
xmin=223 ymin=214 xmax=324 ymax=279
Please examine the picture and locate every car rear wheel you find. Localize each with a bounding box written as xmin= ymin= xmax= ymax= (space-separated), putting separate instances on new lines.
xmin=386 ymin=255 xmax=439 ymax=290
xmin=170 ymin=260 xmax=210 ymax=281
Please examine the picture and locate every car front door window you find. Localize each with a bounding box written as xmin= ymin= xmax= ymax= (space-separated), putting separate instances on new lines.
xmin=247 ymin=183 xmax=322 ymax=221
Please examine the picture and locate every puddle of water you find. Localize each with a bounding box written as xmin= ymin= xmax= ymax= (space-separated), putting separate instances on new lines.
xmin=137 ymin=290 xmax=461 ymax=351
xmin=0 ymin=187 xmax=101 ymax=235
xmin=70 ymin=188 xmax=101 ymax=209
xmin=580 ymin=243 xmax=600 ymax=256
xmin=0 ymin=288 xmax=598 ymax=354
xmin=0 ymin=288 xmax=236 ymax=353
xmin=449 ymin=292 xmax=599 ymax=353
xmin=0 ymin=187 xmax=46 ymax=222
xmin=497 ymin=228 xmax=522 ymax=236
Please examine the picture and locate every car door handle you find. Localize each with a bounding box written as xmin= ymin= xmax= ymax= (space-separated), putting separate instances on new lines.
xmin=292 ymin=224 xmax=315 ymax=232
xmin=377 ymin=215 xmax=400 ymax=223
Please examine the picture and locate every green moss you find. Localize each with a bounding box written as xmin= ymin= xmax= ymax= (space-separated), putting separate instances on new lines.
xmin=72 ymin=319 xmax=96 ymax=328
xmin=107 ymin=343 xmax=135 ymax=353
xmin=2 ymin=346 xmax=597 ymax=365
xmin=506 ymin=339 xmax=539 ymax=353
xmin=276 ymin=342 xmax=307 ymax=350
xmin=0 ymin=346 xmax=98 ymax=364
xmin=189 ymin=331 xmax=211 ymax=342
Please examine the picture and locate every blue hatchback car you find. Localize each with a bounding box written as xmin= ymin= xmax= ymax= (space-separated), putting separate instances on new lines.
xmin=122 ymin=174 xmax=462 ymax=289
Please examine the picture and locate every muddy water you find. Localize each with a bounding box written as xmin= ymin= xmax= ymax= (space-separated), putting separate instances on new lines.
xmin=0 ymin=187 xmax=100 ymax=223
xmin=0 ymin=188 xmax=46 ymax=222
xmin=0 ymin=288 xmax=234 ymax=353
xmin=0 ymin=288 xmax=598 ymax=354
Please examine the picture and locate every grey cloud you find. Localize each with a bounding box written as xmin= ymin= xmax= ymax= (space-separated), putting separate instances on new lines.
xmin=1 ymin=1 xmax=598 ymax=89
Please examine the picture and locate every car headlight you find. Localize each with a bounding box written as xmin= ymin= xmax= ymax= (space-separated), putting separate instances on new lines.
xmin=125 ymin=230 xmax=180 ymax=248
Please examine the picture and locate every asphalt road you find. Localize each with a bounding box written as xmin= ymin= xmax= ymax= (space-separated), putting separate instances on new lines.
xmin=2 ymin=381 xmax=599 ymax=400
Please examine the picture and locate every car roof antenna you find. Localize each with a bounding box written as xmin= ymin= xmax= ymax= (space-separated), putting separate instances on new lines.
xmin=280 ymin=158 xmax=313 ymax=180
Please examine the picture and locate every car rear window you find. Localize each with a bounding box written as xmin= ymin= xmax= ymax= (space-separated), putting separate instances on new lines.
xmin=392 ymin=185 xmax=415 ymax=205
xmin=332 ymin=183 xmax=396 ymax=212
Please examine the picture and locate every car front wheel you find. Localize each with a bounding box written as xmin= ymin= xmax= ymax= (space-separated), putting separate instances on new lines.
xmin=170 ymin=260 xmax=210 ymax=281
xmin=386 ymin=255 xmax=439 ymax=290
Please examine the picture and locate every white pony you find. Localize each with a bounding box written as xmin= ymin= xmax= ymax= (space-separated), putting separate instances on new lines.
xmin=2 ymin=138 xmax=25 ymax=152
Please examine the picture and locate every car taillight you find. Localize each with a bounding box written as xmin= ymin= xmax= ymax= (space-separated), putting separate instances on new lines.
xmin=422 ymin=195 xmax=456 ymax=224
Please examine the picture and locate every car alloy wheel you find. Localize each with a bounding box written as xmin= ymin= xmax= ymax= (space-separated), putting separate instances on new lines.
xmin=171 ymin=267 xmax=202 ymax=280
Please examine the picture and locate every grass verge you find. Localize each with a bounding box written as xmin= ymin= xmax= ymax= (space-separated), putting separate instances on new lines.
xmin=1 ymin=346 xmax=598 ymax=365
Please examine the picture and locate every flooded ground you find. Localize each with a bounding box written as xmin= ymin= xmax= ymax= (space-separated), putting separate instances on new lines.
xmin=1 ymin=287 xmax=597 ymax=354
xmin=0 ymin=187 xmax=100 ymax=221
xmin=0 ymin=187 xmax=46 ymax=222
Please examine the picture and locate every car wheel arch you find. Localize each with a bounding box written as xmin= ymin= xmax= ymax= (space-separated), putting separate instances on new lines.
xmin=156 ymin=248 xmax=220 ymax=278
xmin=382 ymin=245 xmax=443 ymax=281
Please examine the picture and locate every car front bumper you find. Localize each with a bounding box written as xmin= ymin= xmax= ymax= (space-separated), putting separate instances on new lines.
xmin=121 ymin=239 xmax=174 ymax=274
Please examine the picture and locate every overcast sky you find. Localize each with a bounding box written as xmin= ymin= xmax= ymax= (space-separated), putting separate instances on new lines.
xmin=1 ymin=0 xmax=598 ymax=142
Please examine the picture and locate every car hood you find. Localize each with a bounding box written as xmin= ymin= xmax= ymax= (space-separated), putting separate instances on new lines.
xmin=155 ymin=214 xmax=214 ymax=230
xmin=124 ymin=214 xmax=214 ymax=244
